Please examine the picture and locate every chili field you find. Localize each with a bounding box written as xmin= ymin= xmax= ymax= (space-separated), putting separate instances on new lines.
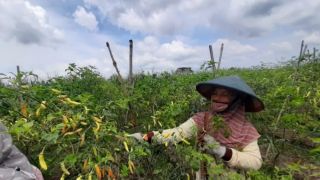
xmin=0 ymin=59 xmax=319 ymax=179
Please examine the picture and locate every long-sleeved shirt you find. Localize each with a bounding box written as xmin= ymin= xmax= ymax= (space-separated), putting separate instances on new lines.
xmin=150 ymin=118 xmax=262 ymax=170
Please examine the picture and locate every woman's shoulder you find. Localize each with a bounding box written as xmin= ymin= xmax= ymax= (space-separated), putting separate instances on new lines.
xmin=191 ymin=111 xmax=207 ymax=119
xmin=191 ymin=111 xmax=210 ymax=125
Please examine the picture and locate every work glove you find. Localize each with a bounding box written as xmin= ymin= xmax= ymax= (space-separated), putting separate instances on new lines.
xmin=202 ymin=134 xmax=226 ymax=158
xmin=128 ymin=132 xmax=144 ymax=141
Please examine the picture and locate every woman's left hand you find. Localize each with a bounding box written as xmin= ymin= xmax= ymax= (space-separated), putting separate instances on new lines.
xmin=202 ymin=134 xmax=226 ymax=158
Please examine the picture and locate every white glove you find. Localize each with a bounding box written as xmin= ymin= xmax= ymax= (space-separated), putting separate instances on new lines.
xmin=128 ymin=133 xmax=144 ymax=141
xmin=202 ymin=134 xmax=226 ymax=158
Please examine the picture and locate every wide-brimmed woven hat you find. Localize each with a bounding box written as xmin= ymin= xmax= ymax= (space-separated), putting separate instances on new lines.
xmin=196 ymin=75 xmax=264 ymax=112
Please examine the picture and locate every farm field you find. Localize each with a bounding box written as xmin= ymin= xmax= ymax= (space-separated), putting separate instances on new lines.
xmin=0 ymin=59 xmax=319 ymax=179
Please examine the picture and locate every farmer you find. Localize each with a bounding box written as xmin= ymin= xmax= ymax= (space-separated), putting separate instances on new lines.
xmin=0 ymin=123 xmax=44 ymax=180
xmin=130 ymin=76 xmax=264 ymax=176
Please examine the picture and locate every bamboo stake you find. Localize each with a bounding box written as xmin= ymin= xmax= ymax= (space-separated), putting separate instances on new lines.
xmin=127 ymin=40 xmax=136 ymax=127
xmin=106 ymin=42 xmax=123 ymax=83
xmin=313 ymin=48 xmax=316 ymax=62
xmin=16 ymin=66 xmax=23 ymax=103
xmin=198 ymin=112 xmax=210 ymax=180
xmin=209 ymin=45 xmax=215 ymax=71
xmin=16 ymin=66 xmax=26 ymax=118
xmin=297 ymin=40 xmax=304 ymax=67
xmin=217 ymin=43 xmax=224 ymax=70
xmin=129 ymin=40 xmax=133 ymax=85
xmin=303 ymin=44 xmax=308 ymax=58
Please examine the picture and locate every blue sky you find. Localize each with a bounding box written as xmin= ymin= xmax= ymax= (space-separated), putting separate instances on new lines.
xmin=1 ymin=0 xmax=320 ymax=78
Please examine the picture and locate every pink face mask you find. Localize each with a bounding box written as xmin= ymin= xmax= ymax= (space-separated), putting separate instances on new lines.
xmin=211 ymin=101 xmax=229 ymax=113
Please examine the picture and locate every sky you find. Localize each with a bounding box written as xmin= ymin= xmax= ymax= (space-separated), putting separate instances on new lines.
xmin=1 ymin=0 xmax=320 ymax=79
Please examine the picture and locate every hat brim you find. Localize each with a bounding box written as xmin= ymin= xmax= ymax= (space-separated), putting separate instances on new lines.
xmin=196 ymin=83 xmax=264 ymax=112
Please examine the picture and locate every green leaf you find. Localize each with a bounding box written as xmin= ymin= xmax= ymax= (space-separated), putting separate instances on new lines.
xmin=64 ymin=154 xmax=78 ymax=167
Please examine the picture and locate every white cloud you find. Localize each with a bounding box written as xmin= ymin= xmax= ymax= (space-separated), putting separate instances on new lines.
xmin=84 ymin=0 xmax=210 ymax=36
xmin=271 ymin=41 xmax=293 ymax=52
xmin=84 ymin=0 xmax=320 ymax=38
xmin=304 ymin=32 xmax=320 ymax=45
xmin=1 ymin=0 xmax=319 ymax=80
xmin=0 ymin=0 xmax=64 ymax=45
xmin=73 ymin=6 xmax=98 ymax=31
xmin=212 ymin=39 xmax=257 ymax=55
xmin=294 ymin=31 xmax=320 ymax=45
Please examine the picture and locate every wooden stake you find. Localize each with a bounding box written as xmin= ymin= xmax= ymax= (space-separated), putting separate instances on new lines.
xmin=16 ymin=65 xmax=22 ymax=93
xmin=106 ymin=42 xmax=123 ymax=83
xmin=16 ymin=65 xmax=25 ymax=117
xmin=218 ymin=43 xmax=224 ymax=70
xmin=129 ymin=40 xmax=133 ymax=85
xmin=313 ymin=48 xmax=316 ymax=62
xmin=298 ymin=40 xmax=304 ymax=67
xmin=303 ymin=44 xmax=308 ymax=58
xmin=209 ymin=45 xmax=215 ymax=71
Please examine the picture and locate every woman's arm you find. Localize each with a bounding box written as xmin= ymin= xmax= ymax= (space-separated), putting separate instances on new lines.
xmin=148 ymin=118 xmax=198 ymax=144
xmin=224 ymin=140 xmax=262 ymax=170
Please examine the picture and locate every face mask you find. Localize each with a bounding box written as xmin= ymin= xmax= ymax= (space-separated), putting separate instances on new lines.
xmin=211 ymin=101 xmax=229 ymax=113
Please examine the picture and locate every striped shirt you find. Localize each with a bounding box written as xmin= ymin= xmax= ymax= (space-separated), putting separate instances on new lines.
xmin=192 ymin=106 xmax=260 ymax=149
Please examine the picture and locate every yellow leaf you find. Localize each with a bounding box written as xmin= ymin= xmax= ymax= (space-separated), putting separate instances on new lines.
xmin=82 ymin=159 xmax=88 ymax=172
xmin=129 ymin=160 xmax=135 ymax=170
xmin=63 ymin=131 xmax=76 ymax=136
xmin=305 ymin=91 xmax=311 ymax=98
xmin=69 ymin=118 xmax=77 ymax=129
xmin=58 ymin=95 xmax=68 ymax=99
xmin=21 ymin=85 xmax=29 ymax=89
xmin=107 ymin=167 xmax=115 ymax=179
xmin=38 ymin=148 xmax=48 ymax=170
xmin=158 ymin=121 xmax=163 ymax=127
xmin=101 ymin=166 xmax=106 ymax=178
xmin=186 ymin=173 xmax=190 ymax=180
xmin=181 ymin=138 xmax=190 ymax=145
xmin=128 ymin=160 xmax=135 ymax=174
xmin=65 ymin=98 xmax=81 ymax=105
xmin=74 ymin=128 xmax=83 ymax=133
xmin=60 ymin=162 xmax=70 ymax=175
xmin=92 ymin=116 xmax=102 ymax=123
xmin=94 ymin=121 xmax=101 ymax=133
xmin=95 ymin=164 xmax=102 ymax=180
xmin=80 ymin=133 xmax=85 ymax=146
xmin=62 ymin=115 xmax=69 ymax=124
xmin=40 ymin=101 xmax=47 ymax=109
xmin=152 ymin=116 xmax=156 ymax=126
xmin=35 ymin=107 xmax=41 ymax=117
xmin=128 ymin=162 xmax=133 ymax=174
xmin=123 ymin=141 xmax=129 ymax=152
xmin=92 ymin=147 xmax=98 ymax=157
xmin=76 ymin=175 xmax=82 ymax=180
xmin=51 ymin=88 xmax=62 ymax=94
xmin=21 ymin=103 xmax=28 ymax=117
xmin=35 ymin=101 xmax=46 ymax=117
xmin=80 ymin=121 xmax=88 ymax=126
xmin=88 ymin=172 xmax=92 ymax=180
xmin=61 ymin=125 xmax=68 ymax=134
xmin=84 ymin=106 xmax=90 ymax=115
xmin=60 ymin=173 xmax=65 ymax=180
